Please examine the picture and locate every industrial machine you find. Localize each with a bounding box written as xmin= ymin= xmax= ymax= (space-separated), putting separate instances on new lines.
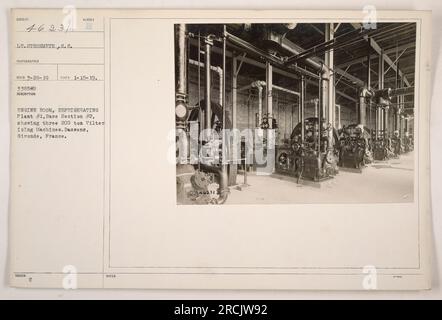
xmin=372 ymin=135 xmax=391 ymax=161
xmin=276 ymin=117 xmax=339 ymax=182
xmin=338 ymin=124 xmax=373 ymax=169
xmin=390 ymin=130 xmax=402 ymax=157
xmin=404 ymin=132 xmax=414 ymax=153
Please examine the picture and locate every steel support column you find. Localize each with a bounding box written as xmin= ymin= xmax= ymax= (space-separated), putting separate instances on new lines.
xmin=326 ymin=23 xmax=335 ymax=127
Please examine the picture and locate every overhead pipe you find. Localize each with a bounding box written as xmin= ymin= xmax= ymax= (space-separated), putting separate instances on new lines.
xmin=238 ymin=81 xmax=299 ymax=97
xmin=225 ymin=31 xmax=320 ymax=80
xmin=390 ymin=86 xmax=415 ymax=97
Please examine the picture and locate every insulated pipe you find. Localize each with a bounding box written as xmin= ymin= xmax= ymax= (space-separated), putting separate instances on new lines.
xmin=226 ymin=30 xmax=324 ymax=80
xmin=300 ymin=75 xmax=306 ymax=143
xmin=188 ymin=59 xmax=223 ymax=106
xmin=204 ymin=39 xmax=212 ymax=131
xmin=220 ymin=28 xmax=229 ymax=199
xmin=358 ymin=87 xmax=372 ymax=126
xmin=175 ymin=24 xmax=188 ymax=126
xmin=318 ymin=76 xmax=323 ymax=154
xmin=375 ymin=107 xmax=379 ymax=139
xmin=378 ymin=49 xmax=384 ymax=139
xmin=320 ymin=69 xmax=328 ymax=124
xmin=198 ymin=30 xmax=229 ymax=205
xmin=384 ymin=106 xmax=389 ymax=134
xmin=380 ymin=108 xmax=384 ymax=136
xmin=266 ymin=62 xmax=273 ymax=129
xmin=238 ymin=82 xmax=299 ymax=96
xmin=257 ymin=86 xmax=263 ymax=127
xmin=390 ymin=86 xmax=415 ymax=97
xmin=175 ymin=24 xmax=187 ymax=98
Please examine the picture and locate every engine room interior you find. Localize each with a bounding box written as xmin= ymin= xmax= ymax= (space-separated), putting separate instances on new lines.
xmin=175 ymin=22 xmax=416 ymax=205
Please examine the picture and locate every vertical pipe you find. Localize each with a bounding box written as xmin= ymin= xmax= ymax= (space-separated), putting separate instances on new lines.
xmin=297 ymin=96 xmax=301 ymax=123
xmin=375 ymin=107 xmax=379 ymax=139
xmin=258 ymin=86 xmax=263 ymax=127
xmin=367 ymin=40 xmax=372 ymax=90
xmin=176 ymin=24 xmax=187 ymax=98
xmin=320 ymin=71 xmax=328 ymax=125
xmin=336 ymin=104 xmax=341 ymax=129
xmin=400 ymin=75 xmax=405 ymax=139
xmin=300 ymin=75 xmax=305 ymax=143
xmin=358 ymin=93 xmax=366 ymax=126
xmin=204 ymin=39 xmax=212 ymax=131
xmin=378 ymin=49 xmax=384 ymax=138
xmin=326 ymin=23 xmax=335 ymax=128
xmin=232 ymin=55 xmax=237 ymax=130
xmin=380 ymin=108 xmax=384 ymax=137
xmin=222 ymin=32 xmax=226 ymax=138
xmin=318 ymin=76 xmax=322 ymax=154
xmin=266 ymin=61 xmax=273 ymax=128
xmin=314 ymin=99 xmax=318 ymax=118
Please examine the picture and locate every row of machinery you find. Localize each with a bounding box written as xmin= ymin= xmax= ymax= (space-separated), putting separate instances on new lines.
xmin=175 ymin=23 xmax=414 ymax=204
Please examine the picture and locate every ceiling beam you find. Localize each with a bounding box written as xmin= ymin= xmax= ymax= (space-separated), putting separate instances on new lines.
xmin=281 ymin=37 xmax=365 ymax=86
xmin=335 ymin=42 xmax=415 ymax=69
xmin=350 ymin=23 xmax=411 ymax=87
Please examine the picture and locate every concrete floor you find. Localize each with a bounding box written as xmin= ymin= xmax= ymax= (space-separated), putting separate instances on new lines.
xmin=227 ymin=151 xmax=414 ymax=204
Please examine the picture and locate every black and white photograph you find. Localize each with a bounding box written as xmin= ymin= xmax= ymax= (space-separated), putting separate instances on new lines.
xmin=175 ymin=22 xmax=417 ymax=205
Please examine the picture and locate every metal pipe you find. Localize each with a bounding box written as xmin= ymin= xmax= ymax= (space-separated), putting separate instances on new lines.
xmin=300 ymin=75 xmax=306 ymax=143
xmin=232 ymin=55 xmax=238 ymax=130
xmin=380 ymin=107 xmax=384 ymax=136
xmin=326 ymin=23 xmax=335 ymax=129
xmin=175 ymin=24 xmax=187 ymax=97
xmin=188 ymin=59 xmax=223 ymax=106
xmin=272 ymin=84 xmax=300 ymax=96
xmin=258 ymin=86 xmax=263 ymax=127
xmin=367 ymin=40 xmax=371 ymax=90
xmin=378 ymin=49 xmax=384 ymax=138
xmin=175 ymin=24 xmax=188 ymax=127
xmin=318 ymin=76 xmax=322 ymax=154
xmin=390 ymin=86 xmax=415 ymax=97
xmin=197 ymin=30 xmax=229 ymax=205
xmin=219 ymin=27 xmax=229 ymax=203
xmin=266 ymin=62 xmax=273 ymax=129
xmin=358 ymin=87 xmax=372 ymax=126
xmin=226 ymin=31 xmax=321 ymax=80
xmin=204 ymin=39 xmax=212 ymax=131
xmin=238 ymin=81 xmax=299 ymax=96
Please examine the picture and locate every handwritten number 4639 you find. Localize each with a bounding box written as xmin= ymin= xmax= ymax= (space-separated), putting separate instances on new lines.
xmin=25 ymin=24 xmax=72 ymax=32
